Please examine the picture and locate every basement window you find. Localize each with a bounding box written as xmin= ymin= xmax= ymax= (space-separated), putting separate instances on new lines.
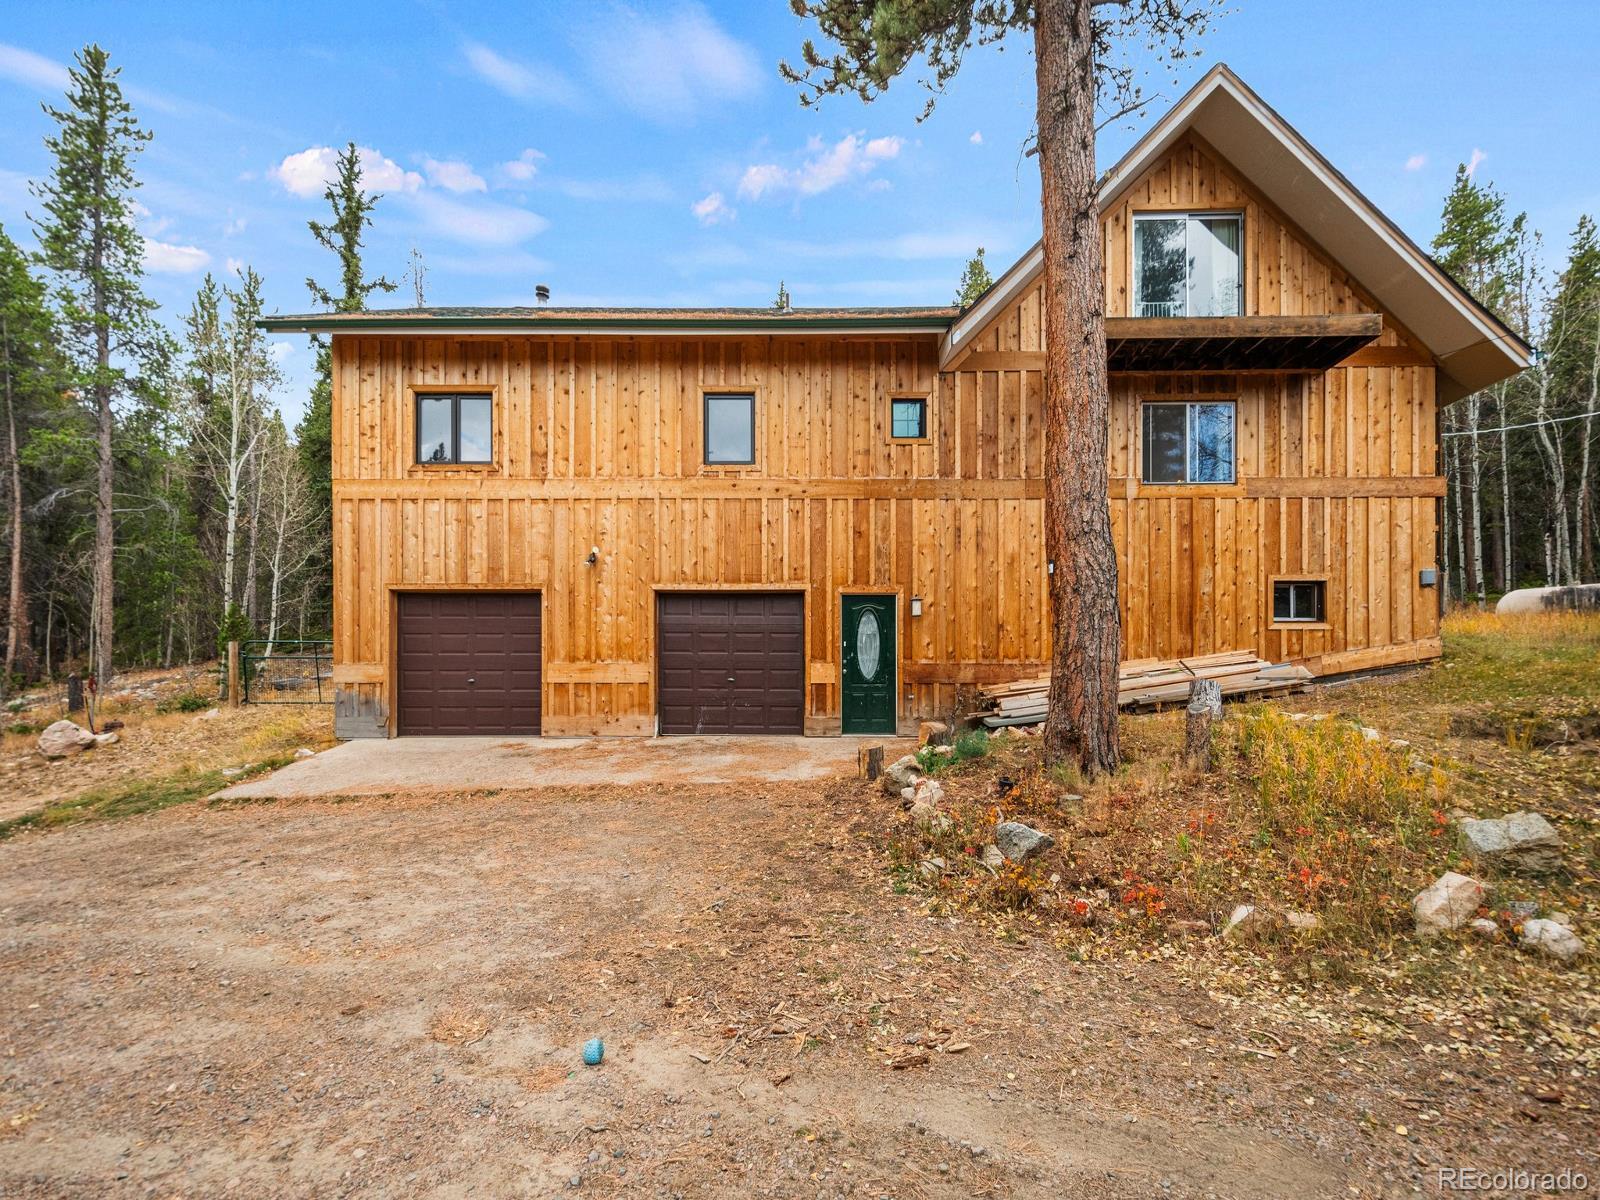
xmin=416 ymin=393 xmax=492 ymax=464
xmin=1133 ymin=213 xmax=1243 ymax=318
xmin=1141 ymin=401 xmax=1235 ymax=484
xmin=890 ymin=397 xmax=927 ymax=440
xmin=1273 ymin=579 xmax=1326 ymax=624
xmin=704 ymin=393 xmax=756 ymax=465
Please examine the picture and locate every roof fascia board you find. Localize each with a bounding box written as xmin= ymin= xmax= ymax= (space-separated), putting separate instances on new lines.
xmin=258 ymin=317 xmax=953 ymax=336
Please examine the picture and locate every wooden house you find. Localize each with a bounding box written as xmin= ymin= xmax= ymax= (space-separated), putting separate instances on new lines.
xmin=261 ymin=65 xmax=1528 ymax=739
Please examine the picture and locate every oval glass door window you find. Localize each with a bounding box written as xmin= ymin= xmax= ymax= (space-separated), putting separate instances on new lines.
xmin=856 ymin=609 xmax=882 ymax=681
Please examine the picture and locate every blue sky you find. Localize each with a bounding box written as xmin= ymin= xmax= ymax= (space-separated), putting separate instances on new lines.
xmin=2 ymin=1 xmax=1597 ymax=427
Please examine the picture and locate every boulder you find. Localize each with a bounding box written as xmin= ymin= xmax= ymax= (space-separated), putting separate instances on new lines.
xmin=37 ymin=720 xmax=96 ymax=759
xmin=92 ymin=731 xmax=119 ymax=747
xmin=911 ymin=778 xmax=945 ymax=807
xmin=1412 ymin=871 xmax=1488 ymax=936
xmin=1520 ymin=919 xmax=1585 ymax=962
xmin=993 ymin=821 xmax=1053 ymax=863
xmin=1284 ymin=910 xmax=1321 ymax=932
xmin=1457 ymin=811 xmax=1563 ymax=874
xmin=880 ymin=754 xmax=921 ymax=795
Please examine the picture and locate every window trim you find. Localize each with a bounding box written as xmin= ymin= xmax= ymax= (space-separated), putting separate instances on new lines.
xmin=1131 ymin=210 xmax=1245 ymax=319
xmin=888 ymin=395 xmax=930 ymax=442
xmin=408 ymin=385 xmax=498 ymax=471
xmin=1268 ymin=575 xmax=1331 ymax=629
xmin=1139 ymin=399 xmax=1237 ymax=485
xmin=702 ymin=390 xmax=757 ymax=466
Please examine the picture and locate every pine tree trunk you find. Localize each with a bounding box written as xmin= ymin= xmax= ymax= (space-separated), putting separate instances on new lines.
xmin=1466 ymin=395 xmax=1485 ymax=606
xmin=1034 ymin=0 xmax=1121 ymax=777
xmin=1575 ymin=309 xmax=1599 ymax=581
xmin=1498 ymin=388 xmax=1513 ymax=589
xmin=3 ymin=314 xmax=32 ymax=689
xmin=93 ymin=288 xmax=115 ymax=685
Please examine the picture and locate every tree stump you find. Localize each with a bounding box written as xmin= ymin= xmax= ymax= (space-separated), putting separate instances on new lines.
xmin=1184 ymin=678 xmax=1223 ymax=771
xmin=66 ymin=673 xmax=84 ymax=714
xmin=858 ymin=743 xmax=885 ymax=781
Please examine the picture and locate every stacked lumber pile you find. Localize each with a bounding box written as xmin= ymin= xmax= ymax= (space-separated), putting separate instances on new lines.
xmin=976 ymin=650 xmax=1313 ymax=727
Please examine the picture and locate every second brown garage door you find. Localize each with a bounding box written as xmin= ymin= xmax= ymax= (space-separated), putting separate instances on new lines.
xmin=396 ymin=592 xmax=541 ymax=735
xmin=657 ymin=593 xmax=804 ymax=734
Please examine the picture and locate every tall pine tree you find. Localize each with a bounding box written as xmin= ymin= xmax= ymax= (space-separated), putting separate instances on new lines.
xmin=955 ymin=248 xmax=994 ymax=307
xmin=31 ymin=45 xmax=156 ymax=683
xmin=299 ymin=144 xmax=395 ymax=630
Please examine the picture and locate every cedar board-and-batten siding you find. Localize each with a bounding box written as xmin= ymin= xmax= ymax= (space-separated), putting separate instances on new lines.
xmin=329 ymin=134 xmax=1442 ymax=736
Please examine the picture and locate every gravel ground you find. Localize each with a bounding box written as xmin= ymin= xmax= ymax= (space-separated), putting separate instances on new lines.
xmin=1 ymin=781 xmax=1593 ymax=1199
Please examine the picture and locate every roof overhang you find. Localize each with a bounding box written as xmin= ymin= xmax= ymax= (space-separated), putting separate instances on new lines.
xmin=258 ymin=310 xmax=956 ymax=337
xmin=942 ymin=65 xmax=1531 ymax=402
xmin=1106 ymin=314 xmax=1381 ymax=373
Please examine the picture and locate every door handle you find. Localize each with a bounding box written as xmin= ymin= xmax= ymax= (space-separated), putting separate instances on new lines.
xmin=726 ymin=676 xmax=736 ymax=683
xmin=467 ymin=677 xmax=476 ymax=684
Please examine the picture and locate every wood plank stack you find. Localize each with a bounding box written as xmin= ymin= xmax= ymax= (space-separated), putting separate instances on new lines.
xmin=975 ymin=649 xmax=1313 ymax=727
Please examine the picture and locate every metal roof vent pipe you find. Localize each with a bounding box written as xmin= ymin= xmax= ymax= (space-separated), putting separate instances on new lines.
xmin=535 ymin=283 xmax=551 ymax=306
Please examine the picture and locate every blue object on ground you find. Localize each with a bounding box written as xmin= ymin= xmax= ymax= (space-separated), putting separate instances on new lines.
xmin=582 ymin=1037 xmax=604 ymax=1066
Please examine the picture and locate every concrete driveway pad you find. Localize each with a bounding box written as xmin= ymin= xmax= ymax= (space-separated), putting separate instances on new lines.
xmin=215 ymin=734 xmax=911 ymax=799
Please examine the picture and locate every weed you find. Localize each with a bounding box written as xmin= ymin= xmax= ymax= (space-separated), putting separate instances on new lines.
xmin=156 ymin=691 xmax=215 ymax=714
xmin=952 ymin=729 xmax=990 ymax=761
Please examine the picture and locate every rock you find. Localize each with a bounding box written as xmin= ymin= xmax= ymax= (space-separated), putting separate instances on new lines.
xmin=908 ymin=799 xmax=938 ymax=826
xmin=1412 ymin=871 xmax=1488 ymax=936
xmin=1520 ymin=919 xmax=1584 ymax=961
xmin=911 ymin=778 xmax=945 ymax=807
xmin=993 ymin=821 xmax=1053 ymax=863
xmin=1457 ymin=811 xmax=1563 ymax=874
xmin=1468 ymin=918 xmax=1501 ymax=939
xmin=294 ymin=747 xmax=315 ymax=759
xmin=1284 ymin=910 xmax=1321 ymax=932
xmin=1222 ymin=904 xmax=1280 ymax=939
xmin=917 ymin=857 xmax=947 ymax=880
xmin=1358 ymin=726 xmax=1381 ymax=741
xmin=37 ymin=720 xmax=96 ymax=759
xmin=880 ymin=754 xmax=921 ymax=795
xmin=220 ymin=767 xmax=244 ymax=778
xmin=979 ymin=844 xmax=1005 ymax=871
xmin=1546 ymin=910 xmax=1575 ymax=929
xmin=199 ymin=707 xmax=221 ymax=720
xmin=92 ymin=731 xmax=119 ymax=747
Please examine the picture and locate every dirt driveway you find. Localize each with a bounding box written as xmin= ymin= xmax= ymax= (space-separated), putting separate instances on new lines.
xmin=0 ymin=782 xmax=1587 ymax=1198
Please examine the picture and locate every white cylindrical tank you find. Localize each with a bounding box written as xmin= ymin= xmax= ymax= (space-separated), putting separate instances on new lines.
xmin=1495 ymin=584 xmax=1600 ymax=615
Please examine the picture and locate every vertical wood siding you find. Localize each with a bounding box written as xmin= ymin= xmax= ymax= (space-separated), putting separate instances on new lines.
xmin=331 ymin=134 xmax=1442 ymax=735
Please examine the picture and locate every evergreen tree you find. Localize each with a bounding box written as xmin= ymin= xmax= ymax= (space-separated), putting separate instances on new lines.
xmin=955 ymin=247 xmax=994 ymax=307
xmin=30 ymin=44 xmax=157 ymax=683
xmin=299 ymin=144 xmax=395 ymax=632
xmin=0 ymin=224 xmax=65 ymax=691
xmin=782 ymin=0 xmax=1221 ymax=777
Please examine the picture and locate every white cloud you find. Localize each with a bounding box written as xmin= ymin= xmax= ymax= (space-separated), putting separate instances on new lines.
xmin=269 ymin=341 xmax=295 ymax=363
xmin=547 ymin=174 xmax=673 ymax=203
xmin=408 ymin=191 xmax=549 ymax=247
xmin=224 ymin=216 xmax=247 ymax=235
xmin=461 ymin=41 xmax=578 ymax=106
xmin=497 ymin=148 xmax=545 ymax=184
xmin=142 ymin=238 xmax=211 ymax=274
xmin=738 ymin=133 xmax=904 ymax=201
xmin=422 ymin=156 xmax=487 ymax=194
xmin=581 ymin=3 xmax=760 ymax=121
xmin=1465 ymin=147 xmax=1488 ymax=177
xmin=0 ymin=42 xmax=70 ymax=91
xmin=271 ymin=145 xmax=423 ymax=198
xmin=225 ymin=256 xmax=244 ymax=275
xmin=969 ymin=130 xmax=984 ymax=145
xmin=691 ymin=191 xmax=734 ymax=226
xmin=1404 ymin=153 xmax=1426 ymax=172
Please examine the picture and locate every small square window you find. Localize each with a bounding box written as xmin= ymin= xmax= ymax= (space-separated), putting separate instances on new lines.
xmin=891 ymin=397 xmax=927 ymax=440
xmin=704 ymin=393 xmax=756 ymax=465
xmin=1272 ymin=580 xmax=1325 ymax=623
xmin=415 ymin=393 xmax=493 ymax=464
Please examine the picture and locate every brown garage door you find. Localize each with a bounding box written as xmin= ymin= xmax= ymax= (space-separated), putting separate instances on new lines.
xmin=657 ymin=592 xmax=804 ymax=734
xmin=396 ymin=593 xmax=541 ymax=736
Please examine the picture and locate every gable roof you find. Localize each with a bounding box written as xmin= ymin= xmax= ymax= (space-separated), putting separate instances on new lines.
xmin=943 ymin=64 xmax=1531 ymax=402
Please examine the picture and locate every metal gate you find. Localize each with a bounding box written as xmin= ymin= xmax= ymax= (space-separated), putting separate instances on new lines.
xmin=240 ymin=639 xmax=334 ymax=704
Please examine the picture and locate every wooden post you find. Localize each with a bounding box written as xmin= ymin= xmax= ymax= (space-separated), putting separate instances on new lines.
xmin=228 ymin=641 xmax=242 ymax=708
xmin=1184 ymin=678 xmax=1223 ymax=771
xmin=66 ymin=672 xmax=83 ymax=714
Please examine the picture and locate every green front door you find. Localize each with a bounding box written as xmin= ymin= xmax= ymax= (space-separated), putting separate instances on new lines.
xmin=841 ymin=594 xmax=896 ymax=734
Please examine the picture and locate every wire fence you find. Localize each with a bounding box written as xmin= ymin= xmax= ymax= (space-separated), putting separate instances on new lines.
xmin=239 ymin=639 xmax=335 ymax=705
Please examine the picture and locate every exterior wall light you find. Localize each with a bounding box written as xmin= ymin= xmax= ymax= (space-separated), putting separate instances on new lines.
xmin=910 ymin=596 xmax=923 ymax=617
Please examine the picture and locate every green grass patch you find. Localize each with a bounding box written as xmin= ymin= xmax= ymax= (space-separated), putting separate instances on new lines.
xmin=0 ymin=754 xmax=297 ymax=840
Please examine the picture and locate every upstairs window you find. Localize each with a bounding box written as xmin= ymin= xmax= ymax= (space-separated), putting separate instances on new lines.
xmin=416 ymin=393 xmax=492 ymax=464
xmin=1141 ymin=401 xmax=1236 ymax=484
xmin=1273 ymin=579 xmax=1326 ymax=624
xmin=890 ymin=397 xmax=927 ymax=440
xmin=704 ymin=392 xmax=756 ymax=465
xmin=1133 ymin=213 xmax=1242 ymax=318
